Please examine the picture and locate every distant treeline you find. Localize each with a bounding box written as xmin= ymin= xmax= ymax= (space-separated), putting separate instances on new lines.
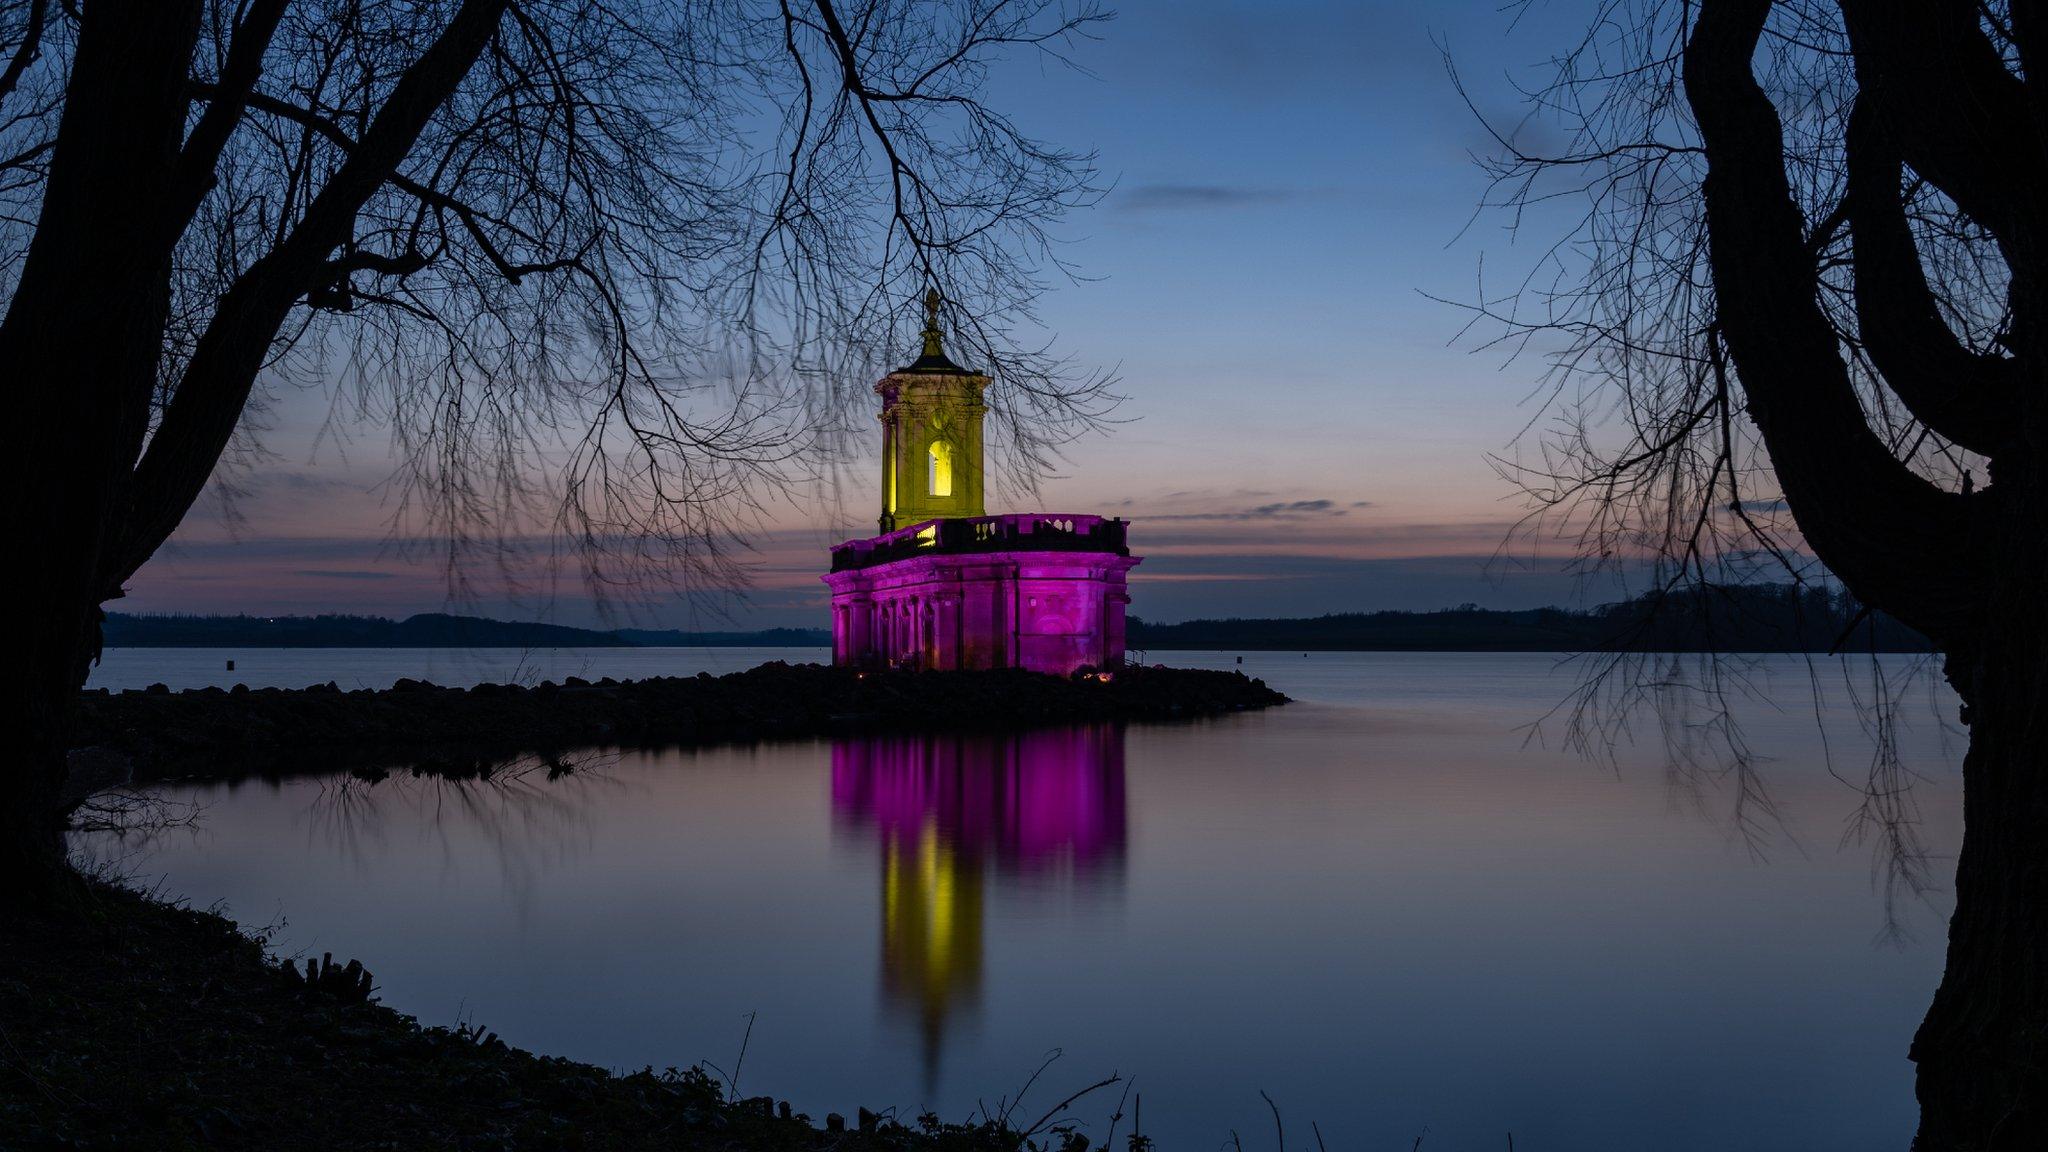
xmin=1128 ymin=584 xmax=1935 ymax=653
xmin=100 ymin=612 xmax=830 ymax=649
xmin=105 ymin=585 xmax=1934 ymax=653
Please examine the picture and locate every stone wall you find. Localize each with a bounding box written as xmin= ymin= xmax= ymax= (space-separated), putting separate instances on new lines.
xmin=823 ymin=549 xmax=1138 ymax=674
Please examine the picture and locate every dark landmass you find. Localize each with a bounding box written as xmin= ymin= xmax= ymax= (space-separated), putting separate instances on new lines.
xmin=0 ymin=881 xmax=1064 ymax=1151
xmin=100 ymin=612 xmax=831 ymax=649
xmin=1129 ymin=583 xmax=1935 ymax=653
xmin=106 ymin=583 xmax=1930 ymax=654
xmin=72 ymin=662 xmax=1287 ymax=784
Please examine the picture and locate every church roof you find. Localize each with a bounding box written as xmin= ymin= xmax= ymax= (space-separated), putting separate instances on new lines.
xmin=894 ymin=288 xmax=981 ymax=376
xmin=897 ymin=349 xmax=976 ymax=374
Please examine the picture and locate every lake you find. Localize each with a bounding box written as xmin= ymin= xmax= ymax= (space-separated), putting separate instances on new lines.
xmin=80 ymin=649 xmax=1964 ymax=1150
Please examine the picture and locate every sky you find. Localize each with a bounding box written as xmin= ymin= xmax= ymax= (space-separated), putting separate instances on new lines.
xmin=125 ymin=1 xmax=1623 ymax=630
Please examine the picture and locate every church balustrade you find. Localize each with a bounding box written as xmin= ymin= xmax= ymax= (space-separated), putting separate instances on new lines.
xmin=829 ymin=512 xmax=1129 ymax=572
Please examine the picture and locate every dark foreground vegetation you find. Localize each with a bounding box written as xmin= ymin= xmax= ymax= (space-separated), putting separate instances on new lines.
xmin=1130 ymin=584 xmax=1932 ymax=653
xmin=0 ymin=882 xmax=1102 ymax=1151
xmin=72 ymin=662 xmax=1287 ymax=784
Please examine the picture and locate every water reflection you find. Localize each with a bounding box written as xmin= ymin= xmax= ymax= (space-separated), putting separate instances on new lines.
xmin=82 ymin=655 xmax=1966 ymax=1148
xmin=830 ymin=726 xmax=1128 ymax=1083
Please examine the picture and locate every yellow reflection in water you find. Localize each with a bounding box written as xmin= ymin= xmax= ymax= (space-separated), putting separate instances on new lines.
xmin=880 ymin=816 xmax=983 ymax=1081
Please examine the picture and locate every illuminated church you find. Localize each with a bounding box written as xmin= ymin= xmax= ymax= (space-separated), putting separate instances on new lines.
xmin=822 ymin=292 xmax=1139 ymax=674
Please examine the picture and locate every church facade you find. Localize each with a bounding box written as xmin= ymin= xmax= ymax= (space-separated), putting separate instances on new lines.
xmin=822 ymin=293 xmax=1139 ymax=674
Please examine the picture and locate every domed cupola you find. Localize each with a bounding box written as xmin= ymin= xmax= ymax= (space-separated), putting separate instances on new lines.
xmin=875 ymin=290 xmax=990 ymax=532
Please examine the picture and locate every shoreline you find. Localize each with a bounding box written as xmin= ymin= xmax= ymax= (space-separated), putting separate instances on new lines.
xmin=71 ymin=661 xmax=1288 ymax=787
xmin=1 ymin=881 xmax=1091 ymax=1150
xmin=18 ymin=662 xmax=1265 ymax=1146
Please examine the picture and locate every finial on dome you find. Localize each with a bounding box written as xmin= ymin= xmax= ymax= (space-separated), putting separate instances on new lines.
xmin=921 ymin=287 xmax=944 ymax=358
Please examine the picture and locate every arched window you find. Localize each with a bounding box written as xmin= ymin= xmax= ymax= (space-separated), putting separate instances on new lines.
xmin=927 ymin=439 xmax=954 ymax=497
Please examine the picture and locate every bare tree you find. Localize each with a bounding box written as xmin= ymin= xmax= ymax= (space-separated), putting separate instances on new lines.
xmin=1460 ymin=1 xmax=2044 ymax=1144
xmin=0 ymin=0 xmax=1113 ymax=907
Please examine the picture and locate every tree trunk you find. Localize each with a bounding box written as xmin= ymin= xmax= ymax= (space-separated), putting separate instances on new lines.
xmin=0 ymin=0 xmax=204 ymax=911
xmin=1912 ymin=611 xmax=2048 ymax=1148
xmin=0 ymin=603 xmax=99 ymax=912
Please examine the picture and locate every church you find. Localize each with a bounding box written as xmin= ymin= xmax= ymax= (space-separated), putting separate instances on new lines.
xmin=822 ymin=292 xmax=1140 ymax=674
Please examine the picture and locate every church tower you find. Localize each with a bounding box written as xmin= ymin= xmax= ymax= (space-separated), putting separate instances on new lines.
xmin=876 ymin=290 xmax=989 ymax=533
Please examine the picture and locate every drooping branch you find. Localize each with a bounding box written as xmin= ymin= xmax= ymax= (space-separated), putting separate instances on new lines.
xmin=106 ymin=0 xmax=516 ymax=591
xmin=1684 ymin=0 xmax=1980 ymax=642
xmin=0 ymin=0 xmax=1111 ymax=627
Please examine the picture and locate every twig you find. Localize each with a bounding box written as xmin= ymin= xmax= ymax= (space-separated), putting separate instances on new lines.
xmin=1103 ymin=1076 xmax=1135 ymax=1151
xmin=1259 ymin=1090 xmax=1284 ymax=1152
xmin=1021 ymin=1074 xmax=1122 ymax=1138
xmin=1000 ymin=1049 xmax=1064 ymax=1127
xmin=726 ymin=1011 xmax=757 ymax=1101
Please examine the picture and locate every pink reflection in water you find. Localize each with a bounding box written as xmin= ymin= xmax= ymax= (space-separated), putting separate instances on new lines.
xmin=832 ymin=726 xmax=1128 ymax=871
xmin=830 ymin=726 xmax=1128 ymax=1083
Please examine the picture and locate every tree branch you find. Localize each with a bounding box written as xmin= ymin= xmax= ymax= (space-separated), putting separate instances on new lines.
xmin=0 ymin=0 xmax=47 ymax=112
xmin=1839 ymin=0 xmax=2045 ymax=250
xmin=1843 ymin=97 xmax=2024 ymax=457
xmin=1684 ymin=0 xmax=1981 ymax=642
xmin=166 ymin=0 xmax=290 ymax=233
xmin=106 ymin=0 xmax=515 ymax=592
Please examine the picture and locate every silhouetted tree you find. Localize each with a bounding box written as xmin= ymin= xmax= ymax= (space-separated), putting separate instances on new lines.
xmin=1464 ymin=1 xmax=2044 ymax=1144
xmin=0 ymin=0 xmax=1110 ymax=906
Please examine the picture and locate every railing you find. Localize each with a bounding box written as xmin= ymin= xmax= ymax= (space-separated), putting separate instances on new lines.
xmin=831 ymin=512 xmax=1129 ymax=572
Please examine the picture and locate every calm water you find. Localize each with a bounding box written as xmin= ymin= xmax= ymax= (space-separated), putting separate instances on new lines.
xmin=82 ymin=649 xmax=1965 ymax=1150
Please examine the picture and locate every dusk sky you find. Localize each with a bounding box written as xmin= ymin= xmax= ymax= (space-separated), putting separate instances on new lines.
xmin=127 ymin=2 xmax=1615 ymax=630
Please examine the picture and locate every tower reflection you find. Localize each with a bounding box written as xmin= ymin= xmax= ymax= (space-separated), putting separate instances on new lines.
xmin=830 ymin=725 xmax=1129 ymax=1085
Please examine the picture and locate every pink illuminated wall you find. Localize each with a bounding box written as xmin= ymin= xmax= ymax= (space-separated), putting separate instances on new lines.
xmin=822 ymin=514 xmax=1140 ymax=675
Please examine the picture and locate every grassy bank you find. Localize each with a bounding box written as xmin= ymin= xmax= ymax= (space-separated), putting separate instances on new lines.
xmin=0 ymin=882 xmax=1105 ymax=1151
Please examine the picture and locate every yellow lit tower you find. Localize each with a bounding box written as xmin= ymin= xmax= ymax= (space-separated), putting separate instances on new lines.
xmin=877 ymin=290 xmax=990 ymax=533
xmin=825 ymin=289 xmax=1138 ymax=674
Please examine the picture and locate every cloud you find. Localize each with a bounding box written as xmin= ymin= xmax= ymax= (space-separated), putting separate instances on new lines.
xmin=1249 ymin=498 xmax=1338 ymax=517
xmin=126 ymin=505 xmax=1638 ymax=630
xmin=1115 ymin=184 xmax=1297 ymax=212
xmin=1124 ymin=551 xmax=1638 ymax=622
xmin=270 ymin=471 xmax=357 ymax=493
xmin=292 ymin=569 xmax=399 ymax=581
xmin=1148 ymin=497 xmax=1355 ymax=522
